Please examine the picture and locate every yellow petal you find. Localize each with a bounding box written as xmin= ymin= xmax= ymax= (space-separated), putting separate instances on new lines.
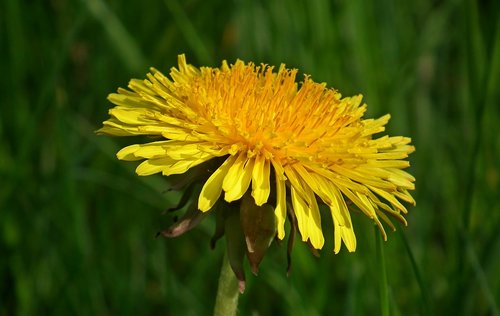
xmin=306 ymin=188 xmax=325 ymax=249
xmin=117 ymin=141 xmax=171 ymax=161
xmin=133 ymin=144 xmax=168 ymax=159
xmin=162 ymin=153 xmax=212 ymax=176
xmin=136 ymin=154 xmax=212 ymax=177
xmin=95 ymin=125 xmax=132 ymax=136
xmin=329 ymin=185 xmax=356 ymax=253
xmin=283 ymin=165 xmax=307 ymax=199
xmin=393 ymin=189 xmax=416 ymax=205
xmin=107 ymin=93 xmax=146 ymax=109
xmin=285 ymin=166 xmax=325 ymax=249
xmin=356 ymin=192 xmax=387 ymax=240
xmin=109 ymin=108 xmax=152 ymax=125
xmin=223 ymin=154 xmax=254 ymax=202
xmin=333 ymin=216 xmax=342 ymax=253
xmin=368 ymin=185 xmax=407 ymax=214
xmin=137 ymin=125 xmax=168 ymax=134
xmin=251 ymin=155 xmax=271 ymax=206
xmin=303 ymin=172 xmax=356 ymax=252
xmin=387 ymin=172 xmax=415 ymax=190
xmin=284 ymin=165 xmax=324 ymax=248
xmin=366 ymin=159 xmax=410 ymax=168
xmin=222 ymin=153 xmax=246 ymax=190
xmin=293 ymin=164 xmax=332 ymax=205
xmin=305 ymin=164 xmax=370 ymax=194
xmin=116 ymin=144 xmax=142 ymax=161
xmin=332 ymin=165 xmax=396 ymax=190
xmin=198 ymin=155 xmax=237 ymax=212
xmin=286 ymin=166 xmax=325 ymax=249
xmin=136 ymin=158 xmax=174 ymax=176
xmin=160 ymin=128 xmax=200 ymax=142
xmin=99 ymin=120 xmax=147 ymax=136
xmin=337 ymin=186 xmax=375 ymax=219
xmin=164 ymin=143 xmax=205 ymax=160
xmin=290 ymin=186 xmax=309 ymax=243
xmin=273 ymin=161 xmax=287 ymax=240
xmin=128 ymin=78 xmax=157 ymax=96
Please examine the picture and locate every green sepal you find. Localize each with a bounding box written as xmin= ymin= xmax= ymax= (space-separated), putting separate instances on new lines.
xmin=224 ymin=205 xmax=247 ymax=293
xmin=160 ymin=204 xmax=209 ymax=238
xmin=211 ymin=203 xmax=225 ymax=249
xmin=240 ymin=193 xmax=276 ymax=275
xmin=165 ymin=181 xmax=199 ymax=213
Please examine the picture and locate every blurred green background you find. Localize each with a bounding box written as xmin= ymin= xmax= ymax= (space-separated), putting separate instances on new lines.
xmin=1 ymin=0 xmax=499 ymax=315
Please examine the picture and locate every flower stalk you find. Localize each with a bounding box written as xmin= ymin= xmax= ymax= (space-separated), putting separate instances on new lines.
xmin=214 ymin=251 xmax=240 ymax=316
xmin=375 ymin=225 xmax=390 ymax=316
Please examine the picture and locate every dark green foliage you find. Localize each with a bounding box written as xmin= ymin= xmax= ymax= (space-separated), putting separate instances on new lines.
xmin=1 ymin=0 xmax=499 ymax=315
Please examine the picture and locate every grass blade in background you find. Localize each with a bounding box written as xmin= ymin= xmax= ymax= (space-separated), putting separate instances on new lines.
xmin=398 ymin=226 xmax=431 ymax=315
xmin=82 ymin=0 xmax=146 ymax=72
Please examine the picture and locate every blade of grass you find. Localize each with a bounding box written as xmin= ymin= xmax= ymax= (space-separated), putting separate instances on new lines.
xmin=397 ymin=226 xmax=431 ymax=315
xmin=485 ymin=14 xmax=500 ymax=112
xmin=465 ymin=236 xmax=500 ymax=316
xmin=454 ymin=0 xmax=497 ymax=312
xmin=460 ymin=0 xmax=487 ymax=234
xmin=163 ymin=0 xmax=213 ymax=65
xmin=83 ymin=0 xmax=146 ymax=73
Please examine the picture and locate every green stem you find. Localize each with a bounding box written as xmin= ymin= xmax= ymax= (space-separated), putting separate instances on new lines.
xmin=214 ymin=251 xmax=240 ymax=316
xmin=375 ymin=226 xmax=390 ymax=316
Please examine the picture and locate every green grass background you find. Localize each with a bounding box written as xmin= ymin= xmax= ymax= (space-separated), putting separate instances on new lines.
xmin=1 ymin=0 xmax=499 ymax=315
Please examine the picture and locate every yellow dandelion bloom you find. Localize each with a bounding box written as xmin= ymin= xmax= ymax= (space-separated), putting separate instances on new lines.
xmin=98 ymin=54 xmax=415 ymax=254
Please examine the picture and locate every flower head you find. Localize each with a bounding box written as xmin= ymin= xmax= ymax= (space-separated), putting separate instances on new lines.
xmin=98 ymin=54 xmax=415 ymax=279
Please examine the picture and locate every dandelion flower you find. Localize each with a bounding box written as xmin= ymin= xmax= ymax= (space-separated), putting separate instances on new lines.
xmin=98 ymin=54 xmax=415 ymax=269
